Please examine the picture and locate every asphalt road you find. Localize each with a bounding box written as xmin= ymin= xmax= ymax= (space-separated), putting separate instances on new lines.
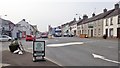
xmin=1 ymin=37 xmax=119 ymax=66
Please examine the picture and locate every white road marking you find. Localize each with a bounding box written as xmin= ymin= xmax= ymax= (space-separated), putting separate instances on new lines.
xmin=47 ymin=42 xmax=84 ymax=47
xmin=92 ymin=53 xmax=120 ymax=64
xmin=45 ymin=57 xmax=62 ymax=66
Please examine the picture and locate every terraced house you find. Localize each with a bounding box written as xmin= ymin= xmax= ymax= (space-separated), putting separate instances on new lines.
xmin=77 ymin=3 xmax=119 ymax=38
xmin=62 ymin=3 xmax=120 ymax=38
xmin=103 ymin=3 xmax=120 ymax=38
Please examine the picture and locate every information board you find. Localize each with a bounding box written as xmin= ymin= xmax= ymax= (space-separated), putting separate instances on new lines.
xmin=33 ymin=41 xmax=45 ymax=57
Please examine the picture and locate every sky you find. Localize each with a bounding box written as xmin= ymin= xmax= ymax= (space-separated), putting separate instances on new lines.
xmin=0 ymin=0 xmax=119 ymax=32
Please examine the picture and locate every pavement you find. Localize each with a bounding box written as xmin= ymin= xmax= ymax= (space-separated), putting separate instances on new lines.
xmin=2 ymin=50 xmax=62 ymax=68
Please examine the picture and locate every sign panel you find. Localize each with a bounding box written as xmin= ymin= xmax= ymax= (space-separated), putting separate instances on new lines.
xmin=33 ymin=41 xmax=45 ymax=57
xmin=88 ymin=24 xmax=93 ymax=28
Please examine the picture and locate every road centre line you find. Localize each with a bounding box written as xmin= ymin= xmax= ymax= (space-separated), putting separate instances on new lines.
xmin=46 ymin=42 xmax=84 ymax=47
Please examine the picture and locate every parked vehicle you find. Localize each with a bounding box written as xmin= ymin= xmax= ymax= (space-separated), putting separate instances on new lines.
xmin=41 ymin=32 xmax=48 ymax=38
xmin=26 ymin=35 xmax=35 ymax=41
xmin=63 ymin=33 xmax=69 ymax=37
xmin=0 ymin=35 xmax=13 ymax=41
xmin=63 ymin=33 xmax=74 ymax=37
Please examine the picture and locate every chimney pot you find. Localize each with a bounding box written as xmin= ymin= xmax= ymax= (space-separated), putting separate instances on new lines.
xmin=22 ymin=19 xmax=25 ymax=21
xmin=83 ymin=14 xmax=88 ymax=20
xmin=103 ymin=8 xmax=107 ymax=13
xmin=115 ymin=3 xmax=119 ymax=9
xmin=92 ymin=13 xmax=95 ymax=17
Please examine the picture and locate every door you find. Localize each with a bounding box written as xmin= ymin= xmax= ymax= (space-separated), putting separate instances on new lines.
xmin=74 ymin=30 xmax=76 ymax=36
xmin=117 ymin=28 xmax=120 ymax=38
xmin=91 ymin=29 xmax=93 ymax=37
xmin=105 ymin=29 xmax=108 ymax=37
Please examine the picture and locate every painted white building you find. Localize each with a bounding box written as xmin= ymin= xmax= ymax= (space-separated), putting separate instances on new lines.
xmin=17 ymin=19 xmax=32 ymax=35
xmin=12 ymin=19 xmax=35 ymax=39
xmin=61 ymin=23 xmax=70 ymax=35
xmin=70 ymin=21 xmax=77 ymax=36
xmin=103 ymin=4 xmax=120 ymax=38
xmin=0 ymin=18 xmax=15 ymax=37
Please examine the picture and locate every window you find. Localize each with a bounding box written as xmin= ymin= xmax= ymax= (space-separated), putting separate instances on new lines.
xmin=110 ymin=18 xmax=113 ymax=25
xmin=105 ymin=19 xmax=108 ymax=26
xmin=88 ymin=30 xmax=89 ymax=35
xmin=80 ymin=30 xmax=81 ymax=34
xmin=98 ymin=28 xmax=100 ymax=35
xmin=94 ymin=29 xmax=96 ymax=35
xmin=94 ymin=22 xmax=96 ymax=27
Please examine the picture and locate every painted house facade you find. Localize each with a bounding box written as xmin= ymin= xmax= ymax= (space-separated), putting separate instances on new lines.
xmin=12 ymin=19 xmax=36 ymax=39
xmin=0 ymin=18 xmax=15 ymax=37
xmin=69 ymin=18 xmax=77 ymax=36
xmin=61 ymin=23 xmax=70 ymax=35
xmin=103 ymin=4 xmax=120 ymax=38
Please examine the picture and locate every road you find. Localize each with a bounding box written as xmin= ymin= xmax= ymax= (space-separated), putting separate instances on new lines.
xmin=1 ymin=37 xmax=119 ymax=66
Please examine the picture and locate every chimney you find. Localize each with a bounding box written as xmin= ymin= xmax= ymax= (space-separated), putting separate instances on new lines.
xmin=83 ymin=14 xmax=88 ymax=20
xmin=73 ymin=18 xmax=76 ymax=22
xmin=92 ymin=13 xmax=95 ymax=17
xmin=22 ymin=19 xmax=25 ymax=21
xmin=103 ymin=8 xmax=107 ymax=13
xmin=79 ymin=16 xmax=81 ymax=20
xmin=115 ymin=3 xmax=119 ymax=9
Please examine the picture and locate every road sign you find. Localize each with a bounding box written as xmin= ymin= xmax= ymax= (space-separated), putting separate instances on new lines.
xmin=33 ymin=41 xmax=45 ymax=61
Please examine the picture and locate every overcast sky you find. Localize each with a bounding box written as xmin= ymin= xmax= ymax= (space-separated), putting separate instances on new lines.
xmin=0 ymin=0 xmax=119 ymax=32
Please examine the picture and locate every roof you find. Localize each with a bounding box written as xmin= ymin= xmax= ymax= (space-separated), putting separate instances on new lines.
xmin=1 ymin=18 xmax=15 ymax=25
xmin=77 ymin=19 xmax=84 ymax=25
xmin=105 ymin=8 xmax=120 ymax=18
xmin=82 ymin=9 xmax=115 ymax=24
xmin=69 ymin=20 xmax=76 ymax=26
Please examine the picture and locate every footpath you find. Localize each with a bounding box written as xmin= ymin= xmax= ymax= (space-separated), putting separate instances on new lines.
xmin=2 ymin=50 xmax=62 ymax=68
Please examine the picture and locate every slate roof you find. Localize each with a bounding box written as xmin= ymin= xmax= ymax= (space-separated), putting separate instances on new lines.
xmin=82 ymin=9 xmax=115 ymax=24
xmin=105 ymin=8 xmax=120 ymax=18
xmin=69 ymin=20 xmax=76 ymax=26
xmin=77 ymin=19 xmax=84 ymax=25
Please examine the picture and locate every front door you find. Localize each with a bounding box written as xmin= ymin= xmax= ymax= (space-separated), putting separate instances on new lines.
xmin=74 ymin=30 xmax=76 ymax=36
xmin=117 ymin=28 xmax=120 ymax=38
xmin=105 ymin=29 xmax=108 ymax=37
xmin=91 ymin=29 xmax=93 ymax=37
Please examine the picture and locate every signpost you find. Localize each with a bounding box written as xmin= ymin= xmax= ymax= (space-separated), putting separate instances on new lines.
xmin=33 ymin=41 xmax=45 ymax=62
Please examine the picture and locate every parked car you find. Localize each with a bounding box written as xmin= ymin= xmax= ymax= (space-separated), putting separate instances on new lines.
xmin=0 ymin=35 xmax=13 ymax=41
xmin=63 ymin=33 xmax=69 ymax=37
xmin=63 ymin=33 xmax=74 ymax=37
xmin=26 ymin=35 xmax=35 ymax=41
xmin=41 ymin=32 xmax=48 ymax=38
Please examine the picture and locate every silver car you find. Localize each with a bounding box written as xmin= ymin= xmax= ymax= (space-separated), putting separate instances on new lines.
xmin=0 ymin=35 xmax=13 ymax=41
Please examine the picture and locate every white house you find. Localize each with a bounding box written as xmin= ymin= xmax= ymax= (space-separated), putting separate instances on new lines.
xmin=69 ymin=18 xmax=77 ymax=36
xmin=61 ymin=23 xmax=70 ymax=35
xmin=0 ymin=18 xmax=15 ymax=37
xmin=70 ymin=21 xmax=77 ymax=36
xmin=12 ymin=19 xmax=35 ymax=39
xmin=103 ymin=4 xmax=120 ymax=38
